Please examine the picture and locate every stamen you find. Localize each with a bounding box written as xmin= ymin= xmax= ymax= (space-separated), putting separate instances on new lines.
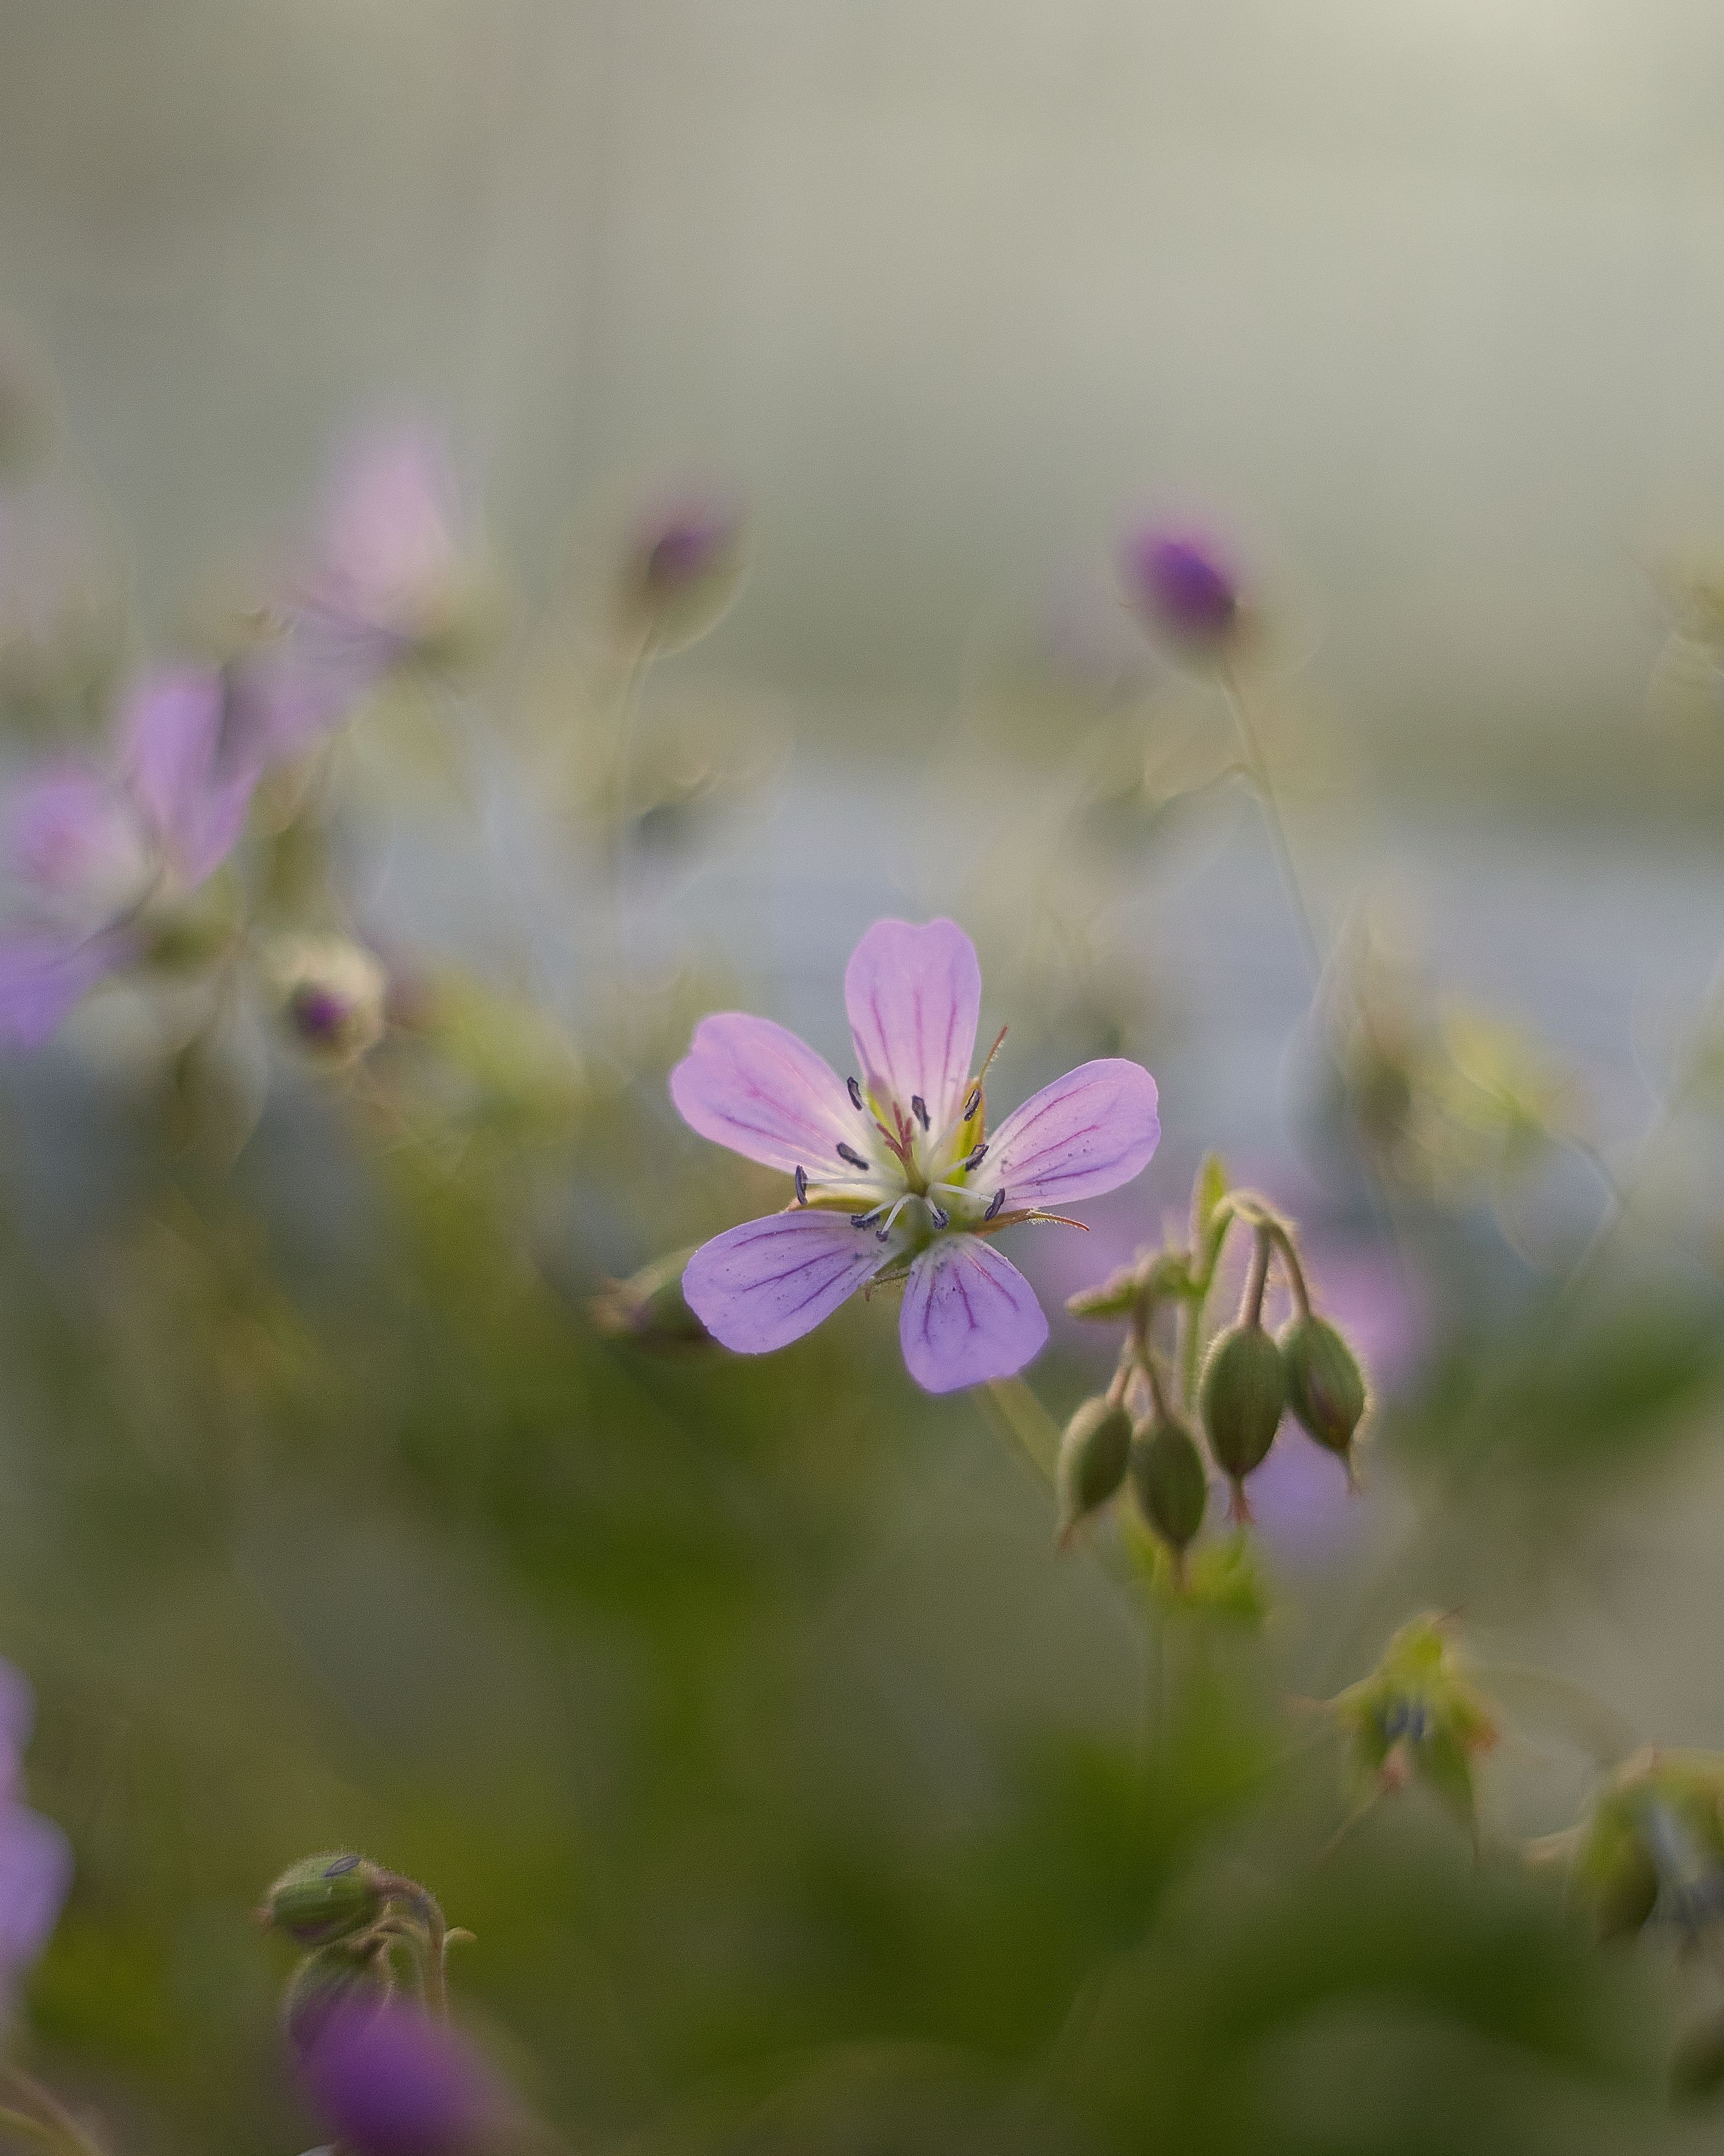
xmin=847 ymin=1076 xmax=864 ymax=1111
xmin=874 ymin=1195 xmax=914 ymax=1242
xmin=927 ymin=1201 xmax=949 ymax=1229
xmin=985 ymin=1187 xmax=1006 ymax=1220
xmin=963 ymin=1085 xmax=981 ymax=1121
xmin=910 ymin=1094 xmax=930 ymax=1130
xmin=965 ymin=1142 xmax=988 ymax=1169
xmin=794 ymin=1165 xmax=807 ymax=1206
xmin=851 ymin=1205 xmax=886 ymax=1228
xmin=836 ymin=1142 xmax=870 ymax=1169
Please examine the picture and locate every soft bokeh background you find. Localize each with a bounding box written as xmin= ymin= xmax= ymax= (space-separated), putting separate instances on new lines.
xmin=4 ymin=6 xmax=1724 ymax=2152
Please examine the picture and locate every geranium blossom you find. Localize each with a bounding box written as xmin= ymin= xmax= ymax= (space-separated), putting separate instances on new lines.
xmin=671 ymin=917 xmax=1160 ymax=1393
xmin=0 ymin=665 xmax=261 ymax=1045
xmin=241 ymin=428 xmax=467 ymax=765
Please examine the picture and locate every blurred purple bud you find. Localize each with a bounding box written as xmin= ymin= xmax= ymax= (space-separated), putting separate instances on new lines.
xmin=268 ymin=935 xmax=388 ymax=1065
xmin=620 ymin=494 xmax=748 ymax=650
xmin=1120 ymin=524 xmax=1244 ymax=652
xmin=299 ymin=2001 xmax=504 ymax=2156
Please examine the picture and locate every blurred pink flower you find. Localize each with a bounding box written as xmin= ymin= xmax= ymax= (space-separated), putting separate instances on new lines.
xmin=243 ymin=429 xmax=465 ymax=764
xmin=671 ymin=917 xmax=1160 ymax=1392
xmin=0 ymin=666 xmax=259 ymax=1045
xmin=1120 ymin=521 xmax=1246 ymax=657
xmin=299 ymin=2001 xmax=504 ymax=2156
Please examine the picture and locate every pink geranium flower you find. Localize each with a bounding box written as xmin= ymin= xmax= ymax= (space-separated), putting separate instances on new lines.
xmin=671 ymin=918 xmax=1160 ymax=1393
xmin=0 ymin=665 xmax=261 ymax=1045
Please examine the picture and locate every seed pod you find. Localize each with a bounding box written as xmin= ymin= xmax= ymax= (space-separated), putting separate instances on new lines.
xmin=1199 ymin=1323 xmax=1285 ymax=1503
xmin=1054 ymin=1396 xmax=1132 ymax=1543
xmin=1130 ymin=1417 xmax=1208 ymax=1559
xmin=262 ymin=1852 xmax=386 ymax=1948
xmin=1279 ymin=1314 xmax=1367 ymax=1461
xmin=281 ymin=1941 xmax=390 ymax=2056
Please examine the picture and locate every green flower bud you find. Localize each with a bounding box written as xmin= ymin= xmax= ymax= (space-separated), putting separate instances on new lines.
xmin=1199 ymin=1323 xmax=1285 ymax=1504
xmin=1054 ymin=1395 xmax=1132 ymax=1543
xmin=1130 ymin=1416 xmax=1208 ymax=1561
xmin=262 ymin=1852 xmax=386 ymax=1948
xmin=281 ymin=1940 xmax=390 ymax=2056
xmin=1279 ymin=1313 xmax=1367 ymax=1461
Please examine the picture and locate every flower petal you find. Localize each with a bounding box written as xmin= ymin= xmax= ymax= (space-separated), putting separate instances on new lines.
xmin=1 ymin=761 xmax=153 ymax=924
xmin=0 ymin=1803 xmax=71 ymax=1976
xmin=682 ymin=1210 xmax=886 ymax=1354
xmin=899 ymin=1235 xmax=1048 ymax=1393
xmin=0 ymin=929 xmax=132 ymax=1048
xmin=118 ymin=667 xmax=259 ymax=888
xmin=670 ymin=1012 xmax=855 ymax=1175
xmin=843 ymin=916 xmax=981 ymax=1131
xmin=972 ymin=1060 xmax=1160 ymax=1209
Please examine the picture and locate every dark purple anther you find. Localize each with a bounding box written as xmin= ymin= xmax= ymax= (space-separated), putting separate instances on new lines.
xmin=963 ymin=1087 xmax=981 ymax=1121
xmin=910 ymin=1095 xmax=929 ymax=1130
xmin=793 ymin=1165 xmax=807 ymax=1206
xmin=985 ymin=1188 xmax=1006 ymax=1220
xmin=836 ymin=1141 xmax=868 ymax=1170
xmin=966 ymin=1143 xmax=987 ymax=1169
xmin=847 ymin=1076 xmax=864 ymax=1111
xmin=928 ymin=1204 xmax=949 ymax=1229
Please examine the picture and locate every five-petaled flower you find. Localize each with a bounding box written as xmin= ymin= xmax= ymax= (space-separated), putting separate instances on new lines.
xmin=671 ymin=918 xmax=1160 ymax=1393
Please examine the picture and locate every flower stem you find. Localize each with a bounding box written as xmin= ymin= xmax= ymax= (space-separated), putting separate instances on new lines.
xmin=1220 ymin=660 xmax=1323 ymax=984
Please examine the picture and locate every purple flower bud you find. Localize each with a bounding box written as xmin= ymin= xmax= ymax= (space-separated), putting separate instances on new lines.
xmin=267 ymin=936 xmax=388 ymax=1065
xmin=1120 ymin=524 xmax=1244 ymax=651
xmin=619 ymin=495 xmax=747 ymax=650
xmin=299 ymin=2001 xmax=503 ymax=2156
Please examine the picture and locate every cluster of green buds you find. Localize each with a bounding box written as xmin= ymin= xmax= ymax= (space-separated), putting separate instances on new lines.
xmin=259 ymin=1850 xmax=471 ymax=2052
xmin=1059 ymin=1156 xmax=1369 ymax=1574
xmin=1329 ymin=1614 xmax=1500 ymax=1838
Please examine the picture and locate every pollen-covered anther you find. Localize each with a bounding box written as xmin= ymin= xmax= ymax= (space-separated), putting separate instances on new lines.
xmin=847 ymin=1076 xmax=864 ymax=1111
xmin=910 ymin=1094 xmax=930 ymax=1131
xmin=985 ymin=1188 xmax=1006 ymax=1220
xmin=793 ymin=1166 xmax=807 ymax=1206
xmin=963 ymin=1085 xmax=981 ymax=1121
xmin=836 ymin=1141 xmax=870 ymax=1170
xmin=965 ymin=1142 xmax=988 ymax=1169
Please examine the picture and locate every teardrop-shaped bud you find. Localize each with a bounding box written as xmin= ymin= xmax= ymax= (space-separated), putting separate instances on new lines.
xmin=1054 ymin=1396 xmax=1132 ymax=1543
xmin=262 ymin=1852 xmax=386 ymax=1948
xmin=1199 ymin=1323 xmax=1285 ymax=1503
xmin=1279 ymin=1314 xmax=1367 ymax=1461
xmin=1130 ymin=1416 xmax=1208 ymax=1558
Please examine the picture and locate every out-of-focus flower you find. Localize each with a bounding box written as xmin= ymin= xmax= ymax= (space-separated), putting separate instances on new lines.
xmin=0 ymin=1659 xmax=72 ymax=2016
xmin=1330 ymin=1614 xmax=1499 ymax=1834
xmin=615 ymin=493 xmax=748 ymax=652
xmin=0 ymin=666 xmax=259 ymax=1045
xmin=243 ymin=430 xmax=484 ymax=765
xmin=299 ymin=2000 xmax=505 ymax=2156
xmin=1119 ymin=521 xmax=1253 ymax=665
xmin=265 ymin=934 xmax=388 ymax=1066
xmin=671 ymin=916 xmax=1160 ymax=1392
xmin=1536 ymin=1748 xmax=1724 ymax=1943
